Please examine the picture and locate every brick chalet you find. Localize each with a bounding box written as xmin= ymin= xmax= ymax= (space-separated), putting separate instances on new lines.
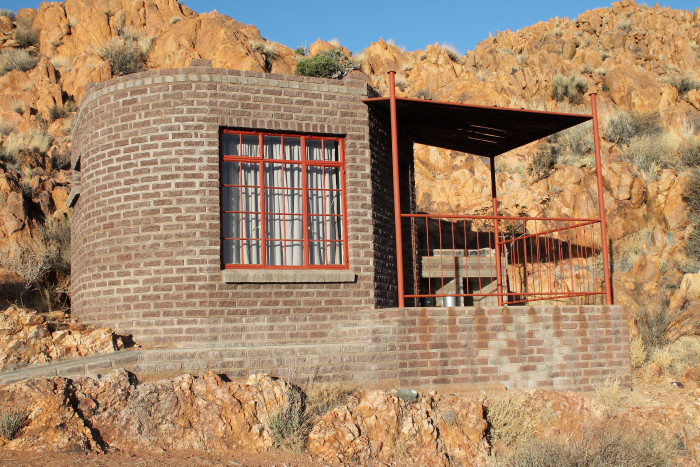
xmin=69 ymin=61 xmax=631 ymax=390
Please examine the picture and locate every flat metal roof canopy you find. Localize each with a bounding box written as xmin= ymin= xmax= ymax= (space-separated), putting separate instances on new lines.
xmin=362 ymin=97 xmax=592 ymax=158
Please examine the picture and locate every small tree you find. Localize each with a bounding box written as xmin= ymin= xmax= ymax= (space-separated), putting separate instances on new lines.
xmin=294 ymin=49 xmax=359 ymax=79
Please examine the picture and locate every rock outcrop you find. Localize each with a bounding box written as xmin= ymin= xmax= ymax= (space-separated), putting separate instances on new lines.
xmin=0 ymin=307 xmax=127 ymax=372
xmin=307 ymin=390 xmax=489 ymax=466
xmin=0 ymin=371 xmax=697 ymax=464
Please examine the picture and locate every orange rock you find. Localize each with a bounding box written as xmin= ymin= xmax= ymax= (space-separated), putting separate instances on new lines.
xmin=0 ymin=307 xmax=125 ymax=372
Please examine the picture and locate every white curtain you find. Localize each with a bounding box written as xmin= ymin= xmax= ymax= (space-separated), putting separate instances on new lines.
xmin=264 ymin=136 xmax=304 ymax=265
xmin=306 ymin=140 xmax=343 ymax=266
xmin=223 ymin=134 xmax=343 ymax=266
xmin=222 ymin=134 xmax=261 ymax=265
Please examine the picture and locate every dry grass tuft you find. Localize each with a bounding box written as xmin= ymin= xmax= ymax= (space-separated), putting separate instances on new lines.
xmin=630 ymin=336 xmax=647 ymax=370
xmin=267 ymin=390 xmax=311 ymax=452
xmin=651 ymin=336 xmax=700 ymax=374
xmin=0 ymin=410 xmax=27 ymax=440
xmin=304 ymin=381 xmax=353 ymax=418
xmin=493 ymin=419 xmax=676 ymax=466
xmin=486 ymin=393 xmax=532 ymax=449
xmin=594 ymin=376 xmax=624 ymax=407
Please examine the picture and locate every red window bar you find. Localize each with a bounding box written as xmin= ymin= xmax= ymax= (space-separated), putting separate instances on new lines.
xmin=220 ymin=129 xmax=349 ymax=269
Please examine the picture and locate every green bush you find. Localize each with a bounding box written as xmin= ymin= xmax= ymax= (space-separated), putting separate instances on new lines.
xmin=100 ymin=38 xmax=146 ymax=76
xmin=294 ymin=49 xmax=359 ymax=79
xmin=0 ymin=48 xmax=40 ymax=75
xmin=13 ymin=17 xmax=39 ymax=48
xmin=551 ymin=73 xmax=588 ymax=104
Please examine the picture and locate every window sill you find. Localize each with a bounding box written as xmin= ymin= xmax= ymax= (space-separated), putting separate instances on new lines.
xmin=221 ymin=269 xmax=357 ymax=284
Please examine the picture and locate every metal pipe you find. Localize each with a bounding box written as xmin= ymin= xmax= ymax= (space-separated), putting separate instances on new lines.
xmin=490 ymin=158 xmax=504 ymax=306
xmin=591 ymin=93 xmax=613 ymax=305
xmin=388 ymin=71 xmax=405 ymax=307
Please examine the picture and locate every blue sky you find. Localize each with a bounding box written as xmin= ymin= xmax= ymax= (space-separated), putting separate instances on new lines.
xmin=4 ymin=0 xmax=698 ymax=53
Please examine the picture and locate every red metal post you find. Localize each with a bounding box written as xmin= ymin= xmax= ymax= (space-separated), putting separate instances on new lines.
xmin=591 ymin=93 xmax=613 ymax=305
xmin=388 ymin=71 xmax=405 ymax=307
xmin=490 ymin=158 xmax=504 ymax=306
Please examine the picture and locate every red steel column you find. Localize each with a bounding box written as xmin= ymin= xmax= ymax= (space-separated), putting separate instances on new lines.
xmin=490 ymin=159 xmax=504 ymax=306
xmin=388 ymin=71 xmax=405 ymax=307
xmin=591 ymin=93 xmax=613 ymax=305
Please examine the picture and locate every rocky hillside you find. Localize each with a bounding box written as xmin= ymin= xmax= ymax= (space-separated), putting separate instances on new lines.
xmin=0 ymin=370 xmax=697 ymax=463
xmin=0 ymin=0 xmax=698 ymax=368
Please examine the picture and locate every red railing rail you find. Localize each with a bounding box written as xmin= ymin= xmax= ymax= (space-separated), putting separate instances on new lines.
xmin=402 ymin=213 xmax=606 ymax=306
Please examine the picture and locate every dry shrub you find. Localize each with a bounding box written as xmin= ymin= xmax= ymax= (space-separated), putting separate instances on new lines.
xmin=528 ymin=143 xmax=558 ymax=180
xmin=630 ymin=336 xmax=647 ymax=370
xmin=486 ymin=393 xmax=533 ymax=449
xmin=495 ymin=419 xmax=675 ymax=467
xmin=304 ymin=381 xmax=353 ymax=418
xmin=0 ymin=410 xmax=27 ymax=440
xmin=267 ymin=389 xmax=310 ymax=452
xmin=2 ymin=129 xmax=52 ymax=160
xmin=679 ymin=139 xmax=700 ymax=168
xmin=613 ymin=229 xmax=650 ymax=272
xmin=669 ymin=75 xmax=700 ymax=98
xmin=441 ymin=44 xmax=462 ymax=62
xmin=651 ymin=336 xmax=700 ymax=374
xmin=635 ymin=302 xmax=669 ymax=353
xmin=0 ymin=217 xmax=70 ymax=307
xmin=603 ymin=110 xmax=664 ymax=145
xmin=100 ymin=37 xmax=146 ymax=76
xmin=625 ymin=132 xmax=680 ymax=180
xmin=551 ymin=73 xmax=588 ymax=104
xmin=13 ymin=17 xmax=39 ymax=48
xmin=594 ymin=376 xmax=623 ymax=407
xmin=0 ymin=48 xmax=40 ymax=75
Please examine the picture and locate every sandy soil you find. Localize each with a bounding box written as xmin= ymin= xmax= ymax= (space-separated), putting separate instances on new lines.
xmin=0 ymin=449 xmax=320 ymax=466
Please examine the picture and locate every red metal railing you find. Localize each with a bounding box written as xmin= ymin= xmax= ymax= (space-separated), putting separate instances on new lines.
xmin=402 ymin=213 xmax=606 ymax=306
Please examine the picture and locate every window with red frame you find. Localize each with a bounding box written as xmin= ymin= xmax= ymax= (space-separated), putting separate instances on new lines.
xmin=220 ymin=130 xmax=348 ymax=268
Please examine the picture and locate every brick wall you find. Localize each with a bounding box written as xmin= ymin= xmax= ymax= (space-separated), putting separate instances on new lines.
xmin=71 ymin=66 xmax=393 ymax=346
xmin=2 ymin=305 xmax=630 ymax=393
xmin=384 ymin=305 xmax=632 ymax=391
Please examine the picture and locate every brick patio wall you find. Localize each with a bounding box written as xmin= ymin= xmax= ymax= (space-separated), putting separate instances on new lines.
xmin=384 ymin=305 xmax=632 ymax=391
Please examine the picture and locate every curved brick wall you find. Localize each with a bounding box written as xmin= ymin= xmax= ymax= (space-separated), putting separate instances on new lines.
xmin=71 ymin=65 xmax=398 ymax=346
